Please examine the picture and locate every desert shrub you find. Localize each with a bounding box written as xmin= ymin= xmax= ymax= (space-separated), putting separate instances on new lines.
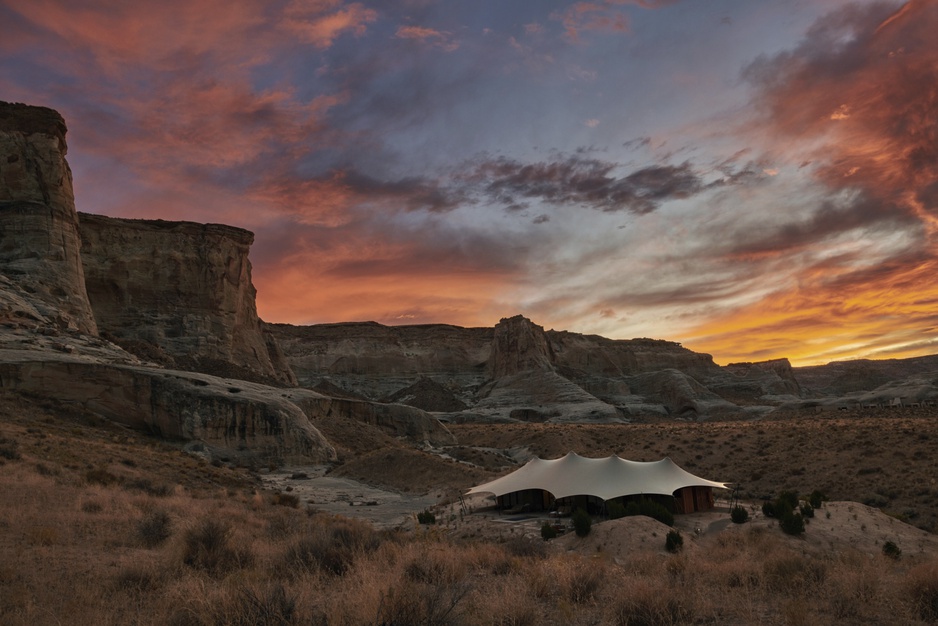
xmin=809 ymin=490 xmax=826 ymax=508
xmin=112 ymin=566 xmax=164 ymax=595
xmin=611 ymin=580 xmax=691 ymax=626
xmin=882 ymin=541 xmax=902 ymax=560
xmin=84 ymin=467 xmax=119 ymax=486
xmin=540 ymin=521 xmax=557 ymax=541
xmin=565 ymin=557 xmax=605 ymax=604
xmin=203 ymin=584 xmax=297 ymax=626
xmin=607 ymin=501 xmax=627 ymax=519
xmin=502 ymin=536 xmax=548 ymax=559
xmin=906 ymin=561 xmax=938 ymax=622
xmin=124 ymin=477 xmax=173 ymax=497
xmin=777 ymin=490 xmax=799 ymax=511
xmin=417 ymin=509 xmax=436 ymax=525
xmin=0 ymin=437 xmax=20 ymax=461
xmin=665 ymin=530 xmax=683 ymax=553
xmin=283 ymin=518 xmax=380 ymax=576
xmin=81 ymin=500 xmax=103 ymax=513
xmin=623 ymin=498 xmax=674 ymax=527
xmin=376 ymin=575 xmax=471 ymax=626
xmin=731 ymin=505 xmax=749 ymax=524
xmin=863 ymin=493 xmax=890 ymax=508
xmin=764 ymin=554 xmax=826 ymax=594
xmin=228 ymin=584 xmax=297 ymax=626
xmin=799 ymin=503 xmax=815 ymax=518
xmin=271 ymin=492 xmax=300 ymax=508
xmin=572 ymin=508 xmax=592 ymax=537
xmin=779 ymin=511 xmax=805 ymax=535
xmin=762 ymin=500 xmax=777 ymax=518
xmin=138 ymin=509 xmax=172 ymax=548
xmin=181 ymin=519 xmax=251 ymax=576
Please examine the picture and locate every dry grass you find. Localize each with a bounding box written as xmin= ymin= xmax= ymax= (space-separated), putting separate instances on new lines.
xmin=3 ymin=391 xmax=938 ymax=624
xmin=450 ymin=415 xmax=938 ymax=532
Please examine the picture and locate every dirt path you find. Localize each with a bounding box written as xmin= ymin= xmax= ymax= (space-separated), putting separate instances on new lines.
xmin=260 ymin=465 xmax=443 ymax=528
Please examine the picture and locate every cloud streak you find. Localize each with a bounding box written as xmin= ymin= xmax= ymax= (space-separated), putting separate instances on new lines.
xmin=681 ymin=0 xmax=938 ymax=364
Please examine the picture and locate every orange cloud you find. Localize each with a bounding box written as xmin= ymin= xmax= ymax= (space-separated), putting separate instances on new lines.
xmin=253 ymin=232 xmax=519 ymax=327
xmin=683 ymin=0 xmax=938 ymax=365
xmin=394 ymin=25 xmax=459 ymax=51
xmin=283 ymin=0 xmax=377 ymax=48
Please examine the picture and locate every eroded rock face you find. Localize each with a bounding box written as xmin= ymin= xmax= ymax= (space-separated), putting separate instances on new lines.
xmin=270 ymin=321 xmax=492 ymax=399
xmin=488 ymin=315 xmax=554 ymax=378
xmin=78 ymin=213 xmax=296 ymax=386
xmin=0 ymin=102 xmax=98 ymax=334
xmin=0 ymin=352 xmax=334 ymax=464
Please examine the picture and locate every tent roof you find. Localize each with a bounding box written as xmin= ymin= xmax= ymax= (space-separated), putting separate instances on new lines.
xmin=466 ymin=452 xmax=728 ymax=501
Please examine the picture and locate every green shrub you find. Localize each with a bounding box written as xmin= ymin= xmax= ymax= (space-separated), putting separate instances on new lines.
xmin=417 ymin=509 xmax=436 ymax=525
xmin=572 ymin=508 xmax=592 ymax=537
xmin=799 ymin=503 xmax=815 ymax=518
xmin=762 ymin=500 xmax=777 ymax=518
xmin=779 ymin=511 xmax=805 ymax=536
xmin=665 ymin=530 xmax=683 ymax=553
xmin=607 ymin=501 xmax=627 ymax=520
xmin=623 ymin=498 xmax=674 ymax=527
xmin=540 ymin=522 xmax=557 ymax=541
xmin=809 ymin=490 xmax=826 ymax=508
xmin=731 ymin=505 xmax=749 ymax=524
xmin=882 ymin=540 xmax=902 ymax=559
xmin=777 ymin=490 xmax=800 ymax=510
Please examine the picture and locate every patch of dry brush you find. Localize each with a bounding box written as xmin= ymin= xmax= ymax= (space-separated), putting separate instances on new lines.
xmin=3 ymin=392 xmax=938 ymax=624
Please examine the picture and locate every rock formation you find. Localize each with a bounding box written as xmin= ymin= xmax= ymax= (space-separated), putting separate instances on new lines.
xmin=0 ymin=100 xmax=455 ymax=464
xmin=270 ymin=321 xmax=492 ymax=399
xmin=0 ymin=352 xmax=334 ymax=464
xmin=79 ymin=213 xmax=296 ymax=385
xmin=0 ymin=102 xmax=97 ymax=334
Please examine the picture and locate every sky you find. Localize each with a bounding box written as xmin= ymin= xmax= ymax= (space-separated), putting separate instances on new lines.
xmin=2 ymin=0 xmax=937 ymax=367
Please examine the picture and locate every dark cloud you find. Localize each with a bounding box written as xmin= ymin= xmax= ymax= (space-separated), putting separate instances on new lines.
xmin=336 ymin=169 xmax=466 ymax=213
xmin=463 ymin=155 xmax=704 ymax=214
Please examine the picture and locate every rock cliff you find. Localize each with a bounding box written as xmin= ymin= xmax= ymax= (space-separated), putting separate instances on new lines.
xmin=0 ymin=102 xmax=97 ymax=334
xmin=271 ymin=321 xmax=492 ymax=400
xmin=272 ymin=315 xmax=753 ymax=422
xmin=78 ymin=213 xmax=296 ymax=385
xmin=0 ymin=100 xmax=453 ymax=465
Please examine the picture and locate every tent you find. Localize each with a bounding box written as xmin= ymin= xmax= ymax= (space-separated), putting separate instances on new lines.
xmin=466 ymin=452 xmax=728 ymax=514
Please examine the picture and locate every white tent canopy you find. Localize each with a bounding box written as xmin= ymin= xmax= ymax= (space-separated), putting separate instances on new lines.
xmin=466 ymin=452 xmax=728 ymax=501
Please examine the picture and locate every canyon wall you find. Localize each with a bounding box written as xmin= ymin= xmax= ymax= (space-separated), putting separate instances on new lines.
xmin=79 ymin=213 xmax=296 ymax=385
xmin=0 ymin=102 xmax=97 ymax=334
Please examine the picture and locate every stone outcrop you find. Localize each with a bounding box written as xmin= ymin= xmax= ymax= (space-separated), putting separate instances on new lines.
xmin=270 ymin=321 xmax=492 ymax=399
xmin=0 ymin=102 xmax=97 ymax=334
xmin=0 ymin=351 xmax=334 ymax=464
xmin=289 ymin=391 xmax=456 ymax=446
xmin=488 ymin=315 xmax=554 ymax=377
xmin=78 ymin=213 xmax=296 ymax=386
xmin=274 ymin=315 xmax=736 ymax=422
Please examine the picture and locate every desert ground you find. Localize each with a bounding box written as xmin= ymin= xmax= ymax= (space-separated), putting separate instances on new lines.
xmin=3 ymin=391 xmax=938 ymax=624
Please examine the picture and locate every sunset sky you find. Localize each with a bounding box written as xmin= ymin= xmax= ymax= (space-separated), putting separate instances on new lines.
xmin=2 ymin=0 xmax=937 ymax=366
